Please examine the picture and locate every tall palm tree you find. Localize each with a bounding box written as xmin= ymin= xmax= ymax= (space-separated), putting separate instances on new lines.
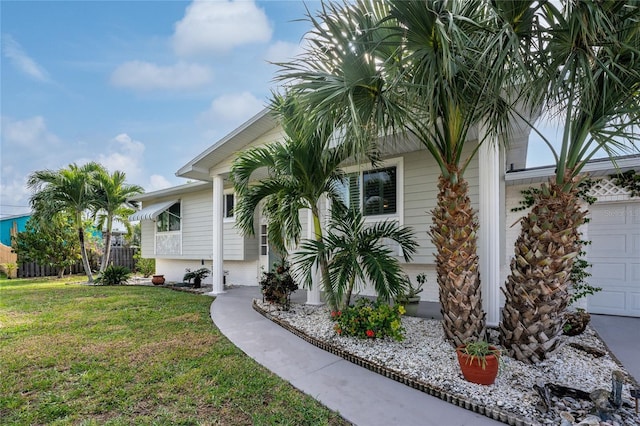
xmin=231 ymin=95 xmax=351 ymax=310
xmin=500 ymin=0 xmax=640 ymax=364
xmin=28 ymin=162 xmax=103 ymax=283
xmin=276 ymin=0 xmax=538 ymax=346
xmin=92 ymin=167 xmax=144 ymax=272
xmin=295 ymin=206 xmax=418 ymax=310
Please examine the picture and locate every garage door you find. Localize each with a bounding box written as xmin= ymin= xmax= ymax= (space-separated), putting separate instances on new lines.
xmin=587 ymin=202 xmax=640 ymax=317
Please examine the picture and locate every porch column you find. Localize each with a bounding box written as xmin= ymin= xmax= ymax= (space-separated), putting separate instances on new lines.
xmin=209 ymin=174 xmax=225 ymax=295
xmin=478 ymin=129 xmax=501 ymax=326
xmin=305 ymin=207 xmax=322 ymax=305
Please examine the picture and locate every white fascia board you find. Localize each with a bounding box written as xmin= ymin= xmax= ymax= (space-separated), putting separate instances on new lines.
xmin=505 ymin=155 xmax=640 ymax=185
xmin=128 ymin=181 xmax=211 ymax=202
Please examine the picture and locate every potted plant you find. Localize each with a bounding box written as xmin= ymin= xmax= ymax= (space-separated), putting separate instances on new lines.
xmin=456 ymin=340 xmax=501 ymax=385
xmin=395 ymin=273 xmax=426 ymax=316
xmin=183 ymin=267 xmax=210 ymax=288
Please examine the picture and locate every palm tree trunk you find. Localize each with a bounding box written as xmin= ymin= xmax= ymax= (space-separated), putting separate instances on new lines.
xmin=78 ymin=226 xmax=94 ymax=283
xmin=343 ymin=274 xmax=357 ymax=310
xmin=100 ymin=218 xmax=113 ymax=272
xmin=311 ymin=205 xmax=338 ymax=311
xmin=430 ymin=175 xmax=485 ymax=347
xmin=500 ymin=179 xmax=584 ymax=364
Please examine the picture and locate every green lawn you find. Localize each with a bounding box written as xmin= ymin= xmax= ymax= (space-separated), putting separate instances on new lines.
xmin=0 ymin=277 xmax=349 ymax=425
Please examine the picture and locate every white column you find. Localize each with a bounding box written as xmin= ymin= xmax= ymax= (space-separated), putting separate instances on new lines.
xmin=479 ymin=129 xmax=501 ymax=326
xmin=305 ymin=207 xmax=322 ymax=305
xmin=208 ymin=175 xmax=226 ymax=295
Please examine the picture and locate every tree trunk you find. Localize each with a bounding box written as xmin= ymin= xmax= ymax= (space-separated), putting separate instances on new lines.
xmin=312 ymin=205 xmax=338 ymax=311
xmin=78 ymin=225 xmax=94 ymax=283
xmin=500 ymin=179 xmax=584 ymax=364
xmin=430 ymin=174 xmax=485 ymax=347
xmin=100 ymin=219 xmax=113 ymax=272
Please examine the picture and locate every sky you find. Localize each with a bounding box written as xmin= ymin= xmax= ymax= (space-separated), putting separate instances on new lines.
xmin=1 ymin=0 xmax=319 ymax=218
xmin=2 ymin=1 xmax=629 ymax=220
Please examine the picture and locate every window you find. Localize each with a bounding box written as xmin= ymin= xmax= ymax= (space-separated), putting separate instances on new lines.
xmin=338 ymin=166 xmax=397 ymax=216
xmin=363 ymin=167 xmax=396 ymax=215
xmin=156 ymin=202 xmax=181 ymax=232
xmin=260 ymin=224 xmax=268 ymax=256
xmin=224 ymin=193 xmax=234 ymax=219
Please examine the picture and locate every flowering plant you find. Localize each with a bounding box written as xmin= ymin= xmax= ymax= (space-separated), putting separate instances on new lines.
xmin=331 ymin=298 xmax=405 ymax=341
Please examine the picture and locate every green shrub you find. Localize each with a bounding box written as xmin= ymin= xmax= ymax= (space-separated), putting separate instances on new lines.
xmin=260 ymin=261 xmax=298 ymax=310
xmin=332 ymin=298 xmax=405 ymax=341
xmin=95 ymin=265 xmax=131 ymax=286
xmin=133 ymin=251 xmax=155 ymax=277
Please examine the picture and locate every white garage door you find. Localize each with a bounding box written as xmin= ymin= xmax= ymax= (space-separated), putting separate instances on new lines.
xmin=587 ymin=202 xmax=640 ymax=317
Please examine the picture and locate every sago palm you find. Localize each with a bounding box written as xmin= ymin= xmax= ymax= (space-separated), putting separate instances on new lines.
xmin=500 ymin=0 xmax=640 ymax=363
xmin=92 ymin=167 xmax=144 ymax=272
xmin=295 ymin=206 xmax=418 ymax=310
xmin=28 ymin=162 xmax=104 ymax=283
xmin=277 ymin=0 xmax=538 ymax=346
xmin=231 ymin=94 xmax=351 ymax=310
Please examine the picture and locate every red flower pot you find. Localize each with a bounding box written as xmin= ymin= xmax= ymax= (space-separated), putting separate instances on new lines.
xmin=456 ymin=345 xmax=500 ymax=385
xmin=151 ymin=275 xmax=165 ymax=285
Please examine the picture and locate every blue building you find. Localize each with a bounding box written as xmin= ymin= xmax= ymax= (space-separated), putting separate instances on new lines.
xmin=0 ymin=214 xmax=30 ymax=246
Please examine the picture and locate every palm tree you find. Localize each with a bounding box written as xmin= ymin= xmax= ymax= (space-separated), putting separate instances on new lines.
xmin=295 ymin=206 xmax=418 ymax=310
xmin=28 ymin=162 xmax=103 ymax=283
xmin=231 ymin=95 xmax=351 ymax=310
xmin=276 ymin=0 xmax=537 ymax=346
xmin=500 ymin=0 xmax=640 ymax=364
xmin=92 ymin=167 xmax=144 ymax=272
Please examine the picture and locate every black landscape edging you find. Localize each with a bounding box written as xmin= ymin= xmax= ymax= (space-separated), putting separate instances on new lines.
xmin=252 ymin=300 xmax=535 ymax=426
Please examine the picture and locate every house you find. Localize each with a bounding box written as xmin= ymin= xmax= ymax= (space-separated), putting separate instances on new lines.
xmin=130 ymin=108 xmax=640 ymax=321
xmin=0 ymin=213 xmax=30 ymax=247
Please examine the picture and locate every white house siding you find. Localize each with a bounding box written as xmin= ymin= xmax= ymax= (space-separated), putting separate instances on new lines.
xmin=140 ymin=220 xmax=155 ymax=258
xmin=180 ymin=190 xmax=213 ymax=259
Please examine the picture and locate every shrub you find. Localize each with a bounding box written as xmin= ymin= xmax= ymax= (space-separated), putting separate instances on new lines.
xmin=95 ymin=265 xmax=131 ymax=286
xmin=133 ymin=252 xmax=155 ymax=277
xmin=332 ymin=298 xmax=405 ymax=341
xmin=260 ymin=261 xmax=298 ymax=310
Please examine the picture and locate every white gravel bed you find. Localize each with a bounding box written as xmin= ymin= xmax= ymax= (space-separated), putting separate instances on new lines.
xmin=257 ymin=301 xmax=640 ymax=426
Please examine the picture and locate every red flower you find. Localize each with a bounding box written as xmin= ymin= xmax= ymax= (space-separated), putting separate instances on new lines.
xmin=366 ymin=329 xmax=375 ymax=338
xmin=335 ymin=327 xmax=342 ymax=335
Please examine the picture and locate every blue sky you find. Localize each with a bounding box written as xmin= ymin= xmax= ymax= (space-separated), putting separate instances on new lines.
xmin=1 ymin=0 xmax=319 ymax=217
xmin=1 ymin=0 xmax=608 ymax=219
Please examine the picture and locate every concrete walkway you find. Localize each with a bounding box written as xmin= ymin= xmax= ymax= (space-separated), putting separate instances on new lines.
xmin=209 ymin=286 xmax=640 ymax=426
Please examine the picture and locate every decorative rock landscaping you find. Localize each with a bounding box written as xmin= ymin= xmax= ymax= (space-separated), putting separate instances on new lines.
xmin=254 ymin=300 xmax=640 ymax=426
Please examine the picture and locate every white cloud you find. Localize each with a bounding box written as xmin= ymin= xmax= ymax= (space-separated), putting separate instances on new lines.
xmin=172 ymin=0 xmax=272 ymax=56
xmin=110 ymin=61 xmax=213 ymax=91
xmin=96 ymin=134 xmax=146 ymax=182
xmin=146 ymin=174 xmax=173 ymax=192
xmin=265 ymin=41 xmax=304 ymax=63
xmin=2 ymin=34 xmax=50 ymax=82
xmin=199 ymin=92 xmax=264 ymax=126
xmin=1 ymin=116 xmax=60 ymax=150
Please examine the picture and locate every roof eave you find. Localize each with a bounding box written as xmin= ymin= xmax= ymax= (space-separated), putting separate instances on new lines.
xmin=505 ymin=155 xmax=640 ymax=186
xmin=176 ymin=107 xmax=274 ymax=180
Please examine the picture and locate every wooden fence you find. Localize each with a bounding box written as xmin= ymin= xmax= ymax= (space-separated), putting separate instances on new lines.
xmin=17 ymin=247 xmax=137 ymax=278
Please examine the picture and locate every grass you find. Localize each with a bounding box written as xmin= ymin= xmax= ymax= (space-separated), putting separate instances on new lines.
xmin=0 ymin=276 xmax=349 ymax=425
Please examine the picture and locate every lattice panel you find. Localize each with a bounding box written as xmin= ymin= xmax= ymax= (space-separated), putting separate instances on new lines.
xmin=588 ymin=177 xmax=632 ymax=202
xmin=156 ymin=233 xmax=182 ymax=255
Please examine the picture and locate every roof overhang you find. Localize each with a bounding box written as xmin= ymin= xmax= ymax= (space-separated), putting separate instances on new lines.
xmin=176 ymin=108 xmax=277 ymax=181
xmin=505 ymin=155 xmax=640 ymax=186
xmin=129 ymin=199 xmax=179 ymax=222
xmin=128 ymin=181 xmax=210 ymax=203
